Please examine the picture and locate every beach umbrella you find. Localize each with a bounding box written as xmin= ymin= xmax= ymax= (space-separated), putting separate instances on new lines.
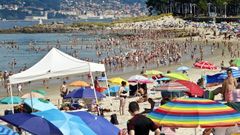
xmin=144 ymin=70 xmax=163 ymax=76
xmin=68 ymin=111 xmax=120 ymax=135
xmin=194 ymin=61 xmax=217 ymax=70
xmin=164 ymin=72 xmax=190 ymax=81
xmin=103 ymin=85 xmax=120 ymax=94
xmin=175 ymin=80 xmax=204 ymax=97
xmin=218 ymin=69 xmax=240 ymax=80
xmin=108 ymin=77 xmax=127 ymax=85
xmin=69 ymin=81 xmax=89 ymax=87
xmin=0 ymin=113 xmax=63 ymax=135
xmin=155 ymin=77 xmax=171 ymax=81
xmin=176 ymin=66 xmax=190 ymax=72
xmin=233 ymin=59 xmax=240 ymax=67
xmin=31 ymin=89 xmax=46 ymax=96
xmin=128 ymin=75 xmax=153 ymax=83
xmin=151 ymin=81 xmax=188 ymax=92
xmin=0 ymin=125 xmax=19 ymax=135
xmin=0 ymin=96 xmax=22 ymax=104
xmin=64 ymin=87 xmax=105 ymax=99
xmin=23 ymin=98 xmax=57 ymax=111
xmin=21 ymin=92 xmax=44 ymax=99
xmin=225 ymin=102 xmax=240 ymax=112
xmin=34 ymin=109 xmax=96 ymax=135
xmin=148 ymin=98 xmax=240 ymax=128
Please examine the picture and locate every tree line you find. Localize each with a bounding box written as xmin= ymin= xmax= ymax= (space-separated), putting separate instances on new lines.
xmin=146 ymin=0 xmax=240 ymax=17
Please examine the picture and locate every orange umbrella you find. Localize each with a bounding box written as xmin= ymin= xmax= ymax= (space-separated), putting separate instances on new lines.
xmin=69 ymin=81 xmax=89 ymax=87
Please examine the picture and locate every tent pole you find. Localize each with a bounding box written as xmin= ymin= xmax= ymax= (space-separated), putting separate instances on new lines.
xmin=104 ymin=71 xmax=113 ymax=111
xmin=10 ymin=85 xmax=14 ymax=113
xmin=29 ymin=82 xmax=34 ymax=112
xmin=104 ymin=72 xmax=111 ymax=98
xmin=88 ymin=63 xmax=100 ymax=115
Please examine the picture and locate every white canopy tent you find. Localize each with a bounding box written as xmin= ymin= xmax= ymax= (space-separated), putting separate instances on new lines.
xmin=8 ymin=48 xmax=109 ymax=112
xmin=9 ymin=48 xmax=105 ymax=84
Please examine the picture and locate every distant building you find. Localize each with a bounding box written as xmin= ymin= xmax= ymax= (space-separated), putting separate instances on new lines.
xmin=25 ymin=12 xmax=48 ymax=20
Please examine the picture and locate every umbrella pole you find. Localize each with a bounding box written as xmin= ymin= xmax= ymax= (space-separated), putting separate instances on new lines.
xmin=104 ymin=72 xmax=111 ymax=98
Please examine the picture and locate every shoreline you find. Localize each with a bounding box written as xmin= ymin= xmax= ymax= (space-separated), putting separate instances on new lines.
xmin=0 ymin=15 xmax=240 ymax=134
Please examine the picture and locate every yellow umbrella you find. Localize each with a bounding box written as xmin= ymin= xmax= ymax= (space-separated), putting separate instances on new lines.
xmin=108 ymin=77 xmax=128 ymax=85
xmin=144 ymin=70 xmax=163 ymax=76
xmin=164 ymin=72 xmax=190 ymax=81
xmin=69 ymin=81 xmax=90 ymax=87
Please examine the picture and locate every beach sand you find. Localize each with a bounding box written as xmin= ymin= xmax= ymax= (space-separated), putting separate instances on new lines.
xmin=0 ymin=16 xmax=239 ymax=135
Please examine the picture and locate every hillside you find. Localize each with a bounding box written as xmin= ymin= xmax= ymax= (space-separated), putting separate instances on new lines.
xmin=0 ymin=0 xmax=60 ymax=10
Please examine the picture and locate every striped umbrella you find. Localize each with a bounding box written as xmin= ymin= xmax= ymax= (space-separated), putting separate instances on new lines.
xmin=128 ymin=75 xmax=153 ymax=84
xmin=194 ymin=61 xmax=217 ymax=70
xmin=218 ymin=69 xmax=240 ymax=80
xmin=152 ymin=81 xmax=188 ymax=92
xmin=0 ymin=125 xmax=19 ymax=135
xmin=148 ymin=98 xmax=240 ymax=128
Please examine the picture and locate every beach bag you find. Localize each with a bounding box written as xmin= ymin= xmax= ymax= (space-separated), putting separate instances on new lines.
xmin=110 ymin=113 xmax=119 ymax=125
xmin=204 ymin=90 xmax=214 ymax=100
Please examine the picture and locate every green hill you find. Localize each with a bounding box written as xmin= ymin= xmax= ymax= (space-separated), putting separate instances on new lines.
xmin=0 ymin=0 xmax=60 ymax=10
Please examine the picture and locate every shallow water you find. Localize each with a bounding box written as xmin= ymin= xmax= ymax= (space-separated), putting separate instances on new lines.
xmin=0 ymin=33 xmax=212 ymax=74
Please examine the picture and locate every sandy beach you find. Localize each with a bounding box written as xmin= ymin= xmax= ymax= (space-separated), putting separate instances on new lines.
xmin=0 ymin=16 xmax=239 ymax=135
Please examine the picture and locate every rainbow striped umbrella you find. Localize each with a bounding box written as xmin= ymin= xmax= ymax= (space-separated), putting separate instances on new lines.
xmin=148 ymin=98 xmax=240 ymax=128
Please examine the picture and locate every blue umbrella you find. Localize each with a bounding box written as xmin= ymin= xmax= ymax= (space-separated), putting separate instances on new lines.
xmin=64 ymin=87 xmax=105 ymax=99
xmin=176 ymin=66 xmax=190 ymax=72
xmin=23 ymin=98 xmax=57 ymax=111
xmin=156 ymin=77 xmax=171 ymax=81
xmin=68 ymin=111 xmax=120 ymax=135
xmin=0 ymin=125 xmax=19 ymax=135
xmin=0 ymin=113 xmax=63 ymax=135
xmin=103 ymin=86 xmax=120 ymax=94
xmin=33 ymin=109 xmax=96 ymax=135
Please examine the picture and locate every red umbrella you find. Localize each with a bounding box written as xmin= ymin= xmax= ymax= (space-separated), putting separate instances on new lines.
xmin=194 ymin=61 xmax=217 ymax=70
xmin=176 ymin=80 xmax=204 ymax=97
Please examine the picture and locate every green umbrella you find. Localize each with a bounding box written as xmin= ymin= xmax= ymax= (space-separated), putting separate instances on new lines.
xmin=233 ymin=59 xmax=240 ymax=67
xmin=164 ymin=72 xmax=190 ymax=81
xmin=32 ymin=89 xmax=46 ymax=96
xmin=0 ymin=96 xmax=22 ymax=104
xmin=144 ymin=70 xmax=163 ymax=76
